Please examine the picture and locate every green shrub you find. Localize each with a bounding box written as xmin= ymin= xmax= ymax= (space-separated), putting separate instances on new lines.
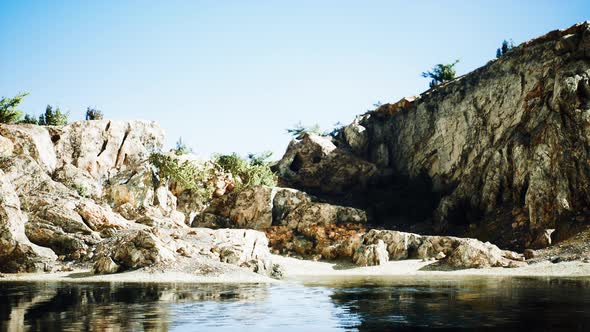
xmin=247 ymin=151 xmax=273 ymax=166
xmin=149 ymin=153 xmax=215 ymax=200
xmin=421 ymin=60 xmax=459 ymax=88
xmin=286 ymin=122 xmax=323 ymax=138
xmin=174 ymin=137 xmax=192 ymax=155
xmin=214 ymin=152 xmax=276 ymax=190
xmin=85 ymin=107 xmax=103 ymax=120
xmin=496 ymin=39 xmax=515 ymax=58
xmin=38 ymin=105 xmax=68 ymax=125
xmin=19 ymin=114 xmax=38 ymax=124
xmin=0 ymin=92 xmax=28 ymax=124
xmin=286 ymin=122 xmax=346 ymax=139
xmin=73 ymin=183 xmax=90 ymax=198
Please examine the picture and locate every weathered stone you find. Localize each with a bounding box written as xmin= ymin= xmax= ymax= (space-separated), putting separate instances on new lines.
xmin=51 ymin=120 xmax=163 ymax=180
xmin=75 ymin=200 xmax=130 ymax=233
xmin=362 ymin=229 xmax=422 ymax=260
xmin=53 ymin=164 xmax=102 ymax=199
xmin=446 ymin=239 xmax=507 ymax=269
xmin=0 ymin=170 xmax=56 ymax=272
xmin=93 ymin=256 xmax=119 ymax=274
xmin=0 ymin=124 xmax=57 ymax=172
xmin=524 ymin=249 xmax=536 ymax=259
xmin=529 ymin=228 xmax=555 ymax=249
xmin=95 ymin=230 xmax=175 ymax=270
xmin=353 ymin=240 xmax=389 ymax=266
xmin=208 ymin=229 xmax=272 ymax=274
xmin=198 ymin=186 xmax=274 ymax=230
xmin=360 ymin=229 xmax=521 ymax=269
xmin=274 ymin=133 xmax=377 ymax=195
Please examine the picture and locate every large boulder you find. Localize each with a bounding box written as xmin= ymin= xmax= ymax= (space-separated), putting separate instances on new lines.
xmin=197 ymin=186 xmax=274 ymax=230
xmin=0 ymin=170 xmax=56 ymax=272
xmin=196 ymin=186 xmax=368 ymax=259
xmin=274 ymin=133 xmax=377 ymax=195
xmin=353 ymin=240 xmax=389 ymax=266
xmin=359 ymin=229 xmax=523 ymax=269
xmin=94 ymin=229 xmax=176 ymax=270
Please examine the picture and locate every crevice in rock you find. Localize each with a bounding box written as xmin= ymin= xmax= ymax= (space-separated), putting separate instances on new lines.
xmin=114 ymin=127 xmax=131 ymax=169
xmin=97 ymin=140 xmax=108 ymax=157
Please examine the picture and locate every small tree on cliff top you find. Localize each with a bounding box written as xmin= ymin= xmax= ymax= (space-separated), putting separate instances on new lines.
xmin=421 ymin=60 xmax=460 ymax=88
xmin=496 ymin=39 xmax=515 ymax=58
xmin=0 ymin=92 xmax=29 ymax=124
xmin=38 ymin=105 xmax=69 ymax=126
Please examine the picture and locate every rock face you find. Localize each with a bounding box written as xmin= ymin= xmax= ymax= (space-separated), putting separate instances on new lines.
xmin=353 ymin=240 xmax=389 ymax=266
xmin=276 ymin=22 xmax=590 ymax=250
xmin=196 ymin=186 xmax=368 ymax=259
xmin=360 ymin=229 xmax=523 ymax=269
xmin=0 ymin=120 xmax=278 ymax=277
xmin=0 ymin=170 xmax=56 ymax=272
xmin=273 ymin=134 xmax=377 ymax=196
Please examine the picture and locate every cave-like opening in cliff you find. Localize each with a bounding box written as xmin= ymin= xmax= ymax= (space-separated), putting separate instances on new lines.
xmin=367 ymin=171 xmax=441 ymax=232
xmin=444 ymin=200 xmax=484 ymax=234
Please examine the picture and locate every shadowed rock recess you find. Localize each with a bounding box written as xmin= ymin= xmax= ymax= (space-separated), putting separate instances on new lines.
xmin=0 ymin=22 xmax=589 ymax=275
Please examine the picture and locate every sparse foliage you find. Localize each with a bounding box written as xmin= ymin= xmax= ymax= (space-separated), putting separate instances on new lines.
xmin=214 ymin=153 xmax=276 ymax=190
xmin=496 ymin=39 xmax=515 ymax=58
xmin=19 ymin=114 xmax=38 ymax=124
xmin=85 ymin=107 xmax=104 ymax=120
xmin=0 ymin=92 xmax=29 ymax=124
xmin=369 ymin=101 xmax=383 ymax=112
xmin=286 ymin=122 xmax=323 ymax=138
xmin=421 ymin=60 xmax=460 ymax=88
xmin=149 ymin=153 xmax=216 ymax=200
xmin=325 ymin=122 xmax=344 ymax=138
xmin=174 ymin=137 xmax=192 ymax=155
xmin=287 ymin=121 xmax=346 ymax=139
xmin=38 ymin=105 xmax=68 ymax=126
xmin=247 ymin=151 xmax=273 ymax=166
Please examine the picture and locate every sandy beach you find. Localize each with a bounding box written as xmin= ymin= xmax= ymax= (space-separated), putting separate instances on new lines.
xmin=2 ymin=255 xmax=590 ymax=284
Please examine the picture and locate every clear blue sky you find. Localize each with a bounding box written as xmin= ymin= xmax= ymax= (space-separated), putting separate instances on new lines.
xmin=1 ymin=1 xmax=588 ymax=158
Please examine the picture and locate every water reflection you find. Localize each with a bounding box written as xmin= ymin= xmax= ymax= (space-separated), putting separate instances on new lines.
xmin=0 ymin=283 xmax=269 ymax=332
xmin=0 ymin=277 xmax=589 ymax=331
xmin=318 ymin=276 xmax=590 ymax=331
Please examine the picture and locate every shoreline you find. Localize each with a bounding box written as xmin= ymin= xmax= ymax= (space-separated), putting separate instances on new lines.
xmin=2 ymin=255 xmax=590 ymax=284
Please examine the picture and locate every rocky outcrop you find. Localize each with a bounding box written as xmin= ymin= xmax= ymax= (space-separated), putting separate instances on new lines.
xmin=0 ymin=120 xmax=279 ymax=277
xmin=94 ymin=229 xmax=176 ymax=270
xmin=360 ymin=229 xmax=523 ymax=268
xmin=353 ymin=240 xmax=389 ymax=266
xmin=0 ymin=169 xmax=56 ymax=272
xmin=276 ymin=22 xmax=590 ymax=250
xmin=195 ymin=186 xmax=368 ymax=259
xmin=273 ymin=133 xmax=377 ymax=196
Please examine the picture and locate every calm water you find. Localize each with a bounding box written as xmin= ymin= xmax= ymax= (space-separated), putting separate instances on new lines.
xmin=0 ymin=276 xmax=589 ymax=331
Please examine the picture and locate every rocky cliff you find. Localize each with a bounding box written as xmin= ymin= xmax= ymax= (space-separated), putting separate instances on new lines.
xmin=276 ymin=22 xmax=590 ymax=250
xmin=0 ymin=120 xmax=278 ymax=276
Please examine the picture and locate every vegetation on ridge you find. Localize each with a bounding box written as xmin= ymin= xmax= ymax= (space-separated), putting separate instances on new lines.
xmin=85 ymin=107 xmax=104 ymax=120
xmin=0 ymin=92 xmax=29 ymax=124
xmin=496 ymin=39 xmax=515 ymax=58
xmin=421 ymin=60 xmax=460 ymax=88
xmin=214 ymin=152 xmax=276 ymax=190
xmin=38 ymin=105 xmax=69 ymax=125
